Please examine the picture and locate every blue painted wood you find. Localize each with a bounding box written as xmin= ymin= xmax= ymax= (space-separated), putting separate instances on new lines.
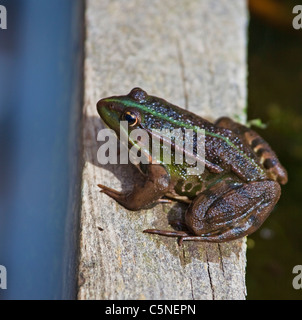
xmin=0 ymin=0 xmax=84 ymax=299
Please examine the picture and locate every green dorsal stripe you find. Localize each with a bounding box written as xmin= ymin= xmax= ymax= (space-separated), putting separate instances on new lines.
xmin=105 ymin=98 xmax=264 ymax=173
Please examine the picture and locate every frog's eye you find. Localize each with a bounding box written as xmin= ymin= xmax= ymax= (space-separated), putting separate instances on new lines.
xmin=122 ymin=109 xmax=141 ymax=127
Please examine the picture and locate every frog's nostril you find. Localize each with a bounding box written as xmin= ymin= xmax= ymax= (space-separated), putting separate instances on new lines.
xmin=96 ymin=100 xmax=106 ymax=116
xmin=97 ymin=99 xmax=108 ymax=110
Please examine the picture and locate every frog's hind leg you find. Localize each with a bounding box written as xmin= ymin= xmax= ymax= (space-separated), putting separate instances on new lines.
xmin=144 ymin=179 xmax=281 ymax=244
xmin=183 ymin=179 xmax=281 ymax=243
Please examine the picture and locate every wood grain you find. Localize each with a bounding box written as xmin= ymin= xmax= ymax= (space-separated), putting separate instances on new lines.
xmin=78 ymin=0 xmax=248 ymax=300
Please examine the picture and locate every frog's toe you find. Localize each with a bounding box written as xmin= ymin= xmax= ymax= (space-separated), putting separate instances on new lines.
xmin=143 ymin=229 xmax=192 ymax=245
xmin=97 ymin=184 xmax=122 ymax=196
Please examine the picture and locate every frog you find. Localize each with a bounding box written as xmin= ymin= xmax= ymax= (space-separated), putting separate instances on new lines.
xmin=96 ymin=87 xmax=288 ymax=244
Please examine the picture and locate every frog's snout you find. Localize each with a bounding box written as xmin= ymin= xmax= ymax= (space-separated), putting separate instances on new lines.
xmin=97 ymin=98 xmax=124 ymax=116
xmin=97 ymin=98 xmax=110 ymax=117
xmin=96 ymin=97 xmax=125 ymax=132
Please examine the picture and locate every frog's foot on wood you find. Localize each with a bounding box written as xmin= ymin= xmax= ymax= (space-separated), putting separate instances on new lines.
xmin=143 ymin=220 xmax=191 ymax=245
xmin=143 ymin=228 xmax=238 ymax=245
xmin=143 ymin=229 xmax=193 ymax=246
xmin=98 ymin=183 xmax=123 ymax=198
xmin=143 ymin=228 xmax=219 ymax=246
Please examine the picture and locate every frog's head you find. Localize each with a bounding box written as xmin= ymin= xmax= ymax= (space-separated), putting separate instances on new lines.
xmin=97 ymin=87 xmax=187 ymax=164
xmin=97 ymin=87 xmax=193 ymax=136
xmin=97 ymin=88 xmax=207 ymax=168
xmin=97 ymin=87 xmax=148 ymax=137
xmin=97 ymin=88 xmax=156 ymax=164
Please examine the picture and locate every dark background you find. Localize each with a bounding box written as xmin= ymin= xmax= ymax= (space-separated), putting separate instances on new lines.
xmin=247 ymin=0 xmax=302 ymax=299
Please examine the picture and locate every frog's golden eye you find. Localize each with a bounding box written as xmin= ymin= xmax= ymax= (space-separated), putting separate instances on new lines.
xmin=122 ymin=110 xmax=141 ymax=127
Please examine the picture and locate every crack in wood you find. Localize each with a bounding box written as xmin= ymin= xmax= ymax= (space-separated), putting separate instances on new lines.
xmin=205 ymin=251 xmax=215 ymax=300
xmin=218 ymin=244 xmax=225 ymax=277
xmin=190 ymin=278 xmax=195 ymax=300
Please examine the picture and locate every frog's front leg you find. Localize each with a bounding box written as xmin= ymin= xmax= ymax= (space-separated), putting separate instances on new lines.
xmin=98 ymin=164 xmax=171 ymax=211
xmin=144 ymin=179 xmax=281 ymax=243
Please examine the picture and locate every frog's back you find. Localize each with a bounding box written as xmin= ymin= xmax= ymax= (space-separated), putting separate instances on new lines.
xmin=142 ymin=97 xmax=266 ymax=182
xmin=202 ymin=124 xmax=266 ymax=182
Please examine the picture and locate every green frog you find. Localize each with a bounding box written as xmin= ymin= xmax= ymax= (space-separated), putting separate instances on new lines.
xmin=96 ymin=88 xmax=287 ymax=243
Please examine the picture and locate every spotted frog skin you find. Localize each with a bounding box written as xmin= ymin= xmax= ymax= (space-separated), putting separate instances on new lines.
xmin=96 ymin=88 xmax=287 ymax=243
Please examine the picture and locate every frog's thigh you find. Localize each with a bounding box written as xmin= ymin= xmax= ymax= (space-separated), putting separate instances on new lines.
xmin=185 ymin=180 xmax=281 ymax=242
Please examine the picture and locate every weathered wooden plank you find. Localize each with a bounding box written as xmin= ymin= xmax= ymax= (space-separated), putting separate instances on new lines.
xmin=78 ymin=0 xmax=248 ymax=300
